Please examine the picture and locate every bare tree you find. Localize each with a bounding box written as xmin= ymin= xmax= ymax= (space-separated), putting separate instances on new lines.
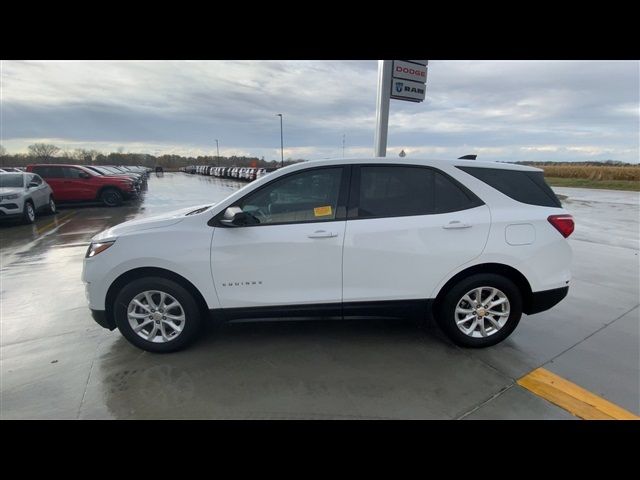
xmin=0 ymin=145 xmax=6 ymax=156
xmin=28 ymin=143 xmax=61 ymax=162
xmin=67 ymin=148 xmax=99 ymax=164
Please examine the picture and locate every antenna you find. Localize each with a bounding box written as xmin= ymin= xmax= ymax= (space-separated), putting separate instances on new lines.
xmin=342 ymin=134 xmax=345 ymax=158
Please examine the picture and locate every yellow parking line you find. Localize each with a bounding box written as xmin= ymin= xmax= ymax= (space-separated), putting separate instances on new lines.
xmin=36 ymin=211 xmax=76 ymax=236
xmin=518 ymin=367 xmax=639 ymax=420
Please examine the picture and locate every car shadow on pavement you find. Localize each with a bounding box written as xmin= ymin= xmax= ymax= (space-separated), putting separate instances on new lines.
xmin=83 ymin=318 xmax=506 ymax=420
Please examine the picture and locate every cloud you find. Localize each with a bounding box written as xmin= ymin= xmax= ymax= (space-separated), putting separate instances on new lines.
xmin=1 ymin=60 xmax=638 ymax=163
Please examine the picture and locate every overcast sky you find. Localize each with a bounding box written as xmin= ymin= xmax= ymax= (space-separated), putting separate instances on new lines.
xmin=1 ymin=60 xmax=638 ymax=162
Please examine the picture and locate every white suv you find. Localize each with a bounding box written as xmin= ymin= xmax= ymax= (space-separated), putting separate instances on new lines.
xmin=0 ymin=172 xmax=57 ymax=224
xmin=82 ymin=158 xmax=573 ymax=352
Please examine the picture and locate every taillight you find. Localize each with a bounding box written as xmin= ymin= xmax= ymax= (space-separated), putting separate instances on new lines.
xmin=548 ymin=214 xmax=575 ymax=238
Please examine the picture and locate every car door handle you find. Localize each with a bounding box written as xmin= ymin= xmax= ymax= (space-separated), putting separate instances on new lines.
xmin=443 ymin=221 xmax=472 ymax=229
xmin=307 ymin=230 xmax=338 ymax=238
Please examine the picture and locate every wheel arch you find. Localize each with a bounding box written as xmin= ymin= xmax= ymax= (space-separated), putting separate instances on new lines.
xmin=96 ymin=185 xmax=124 ymax=200
xmin=105 ymin=267 xmax=210 ymax=328
xmin=433 ymin=263 xmax=534 ymax=314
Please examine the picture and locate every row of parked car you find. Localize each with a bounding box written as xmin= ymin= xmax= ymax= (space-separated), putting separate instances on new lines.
xmin=181 ymin=165 xmax=276 ymax=181
xmin=0 ymin=164 xmax=152 ymax=224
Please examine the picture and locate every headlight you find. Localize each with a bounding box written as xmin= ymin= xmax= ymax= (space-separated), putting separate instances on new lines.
xmin=0 ymin=194 xmax=20 ymax=201
xmin=86 ymin=241 xmax=115 ymax=258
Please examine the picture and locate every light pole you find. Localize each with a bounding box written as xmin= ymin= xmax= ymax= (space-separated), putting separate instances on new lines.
xmin=215 ymin=139 xmax=220 ymax=167
xmin=276 ymin=113 xmax=284 ymax=168
xmin=374 ymin=60 xmax=392 ymax=157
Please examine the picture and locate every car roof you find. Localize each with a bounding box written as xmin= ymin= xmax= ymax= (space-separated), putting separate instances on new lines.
xmin=294 ymin=157 xmax=542 ymax=172
xmin=28 ymin=163 xmax=91 ymax=169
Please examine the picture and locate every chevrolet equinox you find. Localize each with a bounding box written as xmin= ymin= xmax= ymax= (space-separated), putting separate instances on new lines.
xmin=82 ymin=158 xmax=573 ymax=352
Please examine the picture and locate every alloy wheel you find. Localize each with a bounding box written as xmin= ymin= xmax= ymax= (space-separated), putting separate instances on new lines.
xmin=127 ymin=290 xmax=186 ymax=343
xmin=27 ymin=203 xmax=35 ymax=222
xmin=454 ymin=286 xmax=510 ymax=338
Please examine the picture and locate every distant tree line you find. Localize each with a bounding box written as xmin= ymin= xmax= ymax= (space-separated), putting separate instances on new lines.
xmin=0 ymin=143 xmax=303 ymax=169
xmin=514 ymin=160 xmax=638 ymax=167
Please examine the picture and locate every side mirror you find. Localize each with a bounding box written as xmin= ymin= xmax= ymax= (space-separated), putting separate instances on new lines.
xmin=79 ymin=172 xmax=91 ymax=179
xmin=220 ymin=206 xmax=258 ymax=227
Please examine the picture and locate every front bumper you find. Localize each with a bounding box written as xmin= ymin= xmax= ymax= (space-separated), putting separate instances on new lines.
xmin=0 ymin=200 xmax=24 ymax=219
xmin=524 ymin=286 xmax=569 ymax=315
xmin=122 ymin=188 xmax=139 ymax=199
xmin=91 ymin=309 xmax=116 ymax=330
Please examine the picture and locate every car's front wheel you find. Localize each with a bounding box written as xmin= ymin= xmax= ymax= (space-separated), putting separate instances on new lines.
xmin=100 ymin=188 xmax=123 ymax=207
xmin=113 ymin=277 xmax=202 ymax=352
xmin=22 ymin=200 xmax=36 ymax=224
xmin=436 ymin=273 xmax=522 ymax=348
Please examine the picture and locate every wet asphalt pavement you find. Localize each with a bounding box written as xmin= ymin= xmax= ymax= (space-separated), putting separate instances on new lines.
xmin=1 ymin=173 xmax=638 ymax=419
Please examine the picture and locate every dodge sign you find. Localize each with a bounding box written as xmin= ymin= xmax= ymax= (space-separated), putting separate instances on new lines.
xmin=392 ymin=60 xmax=427 ymax=83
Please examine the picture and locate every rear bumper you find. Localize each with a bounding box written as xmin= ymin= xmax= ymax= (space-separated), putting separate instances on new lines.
xmin=525 ymin=286 xmax=569 ymax=315
xmin=91 ymin=309 xmax=116 ymax=330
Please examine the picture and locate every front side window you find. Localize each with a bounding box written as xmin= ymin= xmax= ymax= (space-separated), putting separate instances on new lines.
xmin=63 ymin=167 xmax=87 ymax=179
xmin=354 ymin=165 xmax=482 ymax=218
xmin=236 ymin=167 xmax=344 ymax=225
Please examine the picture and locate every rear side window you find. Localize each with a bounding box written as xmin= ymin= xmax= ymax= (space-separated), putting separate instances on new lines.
xmin=353 ymin=165 xmax=483 ymax=219
xmin=434 ymin=171 xmax=480 ymax=213
xmin=31 ymin=166 xmax=65 ymax=178
xmin=457 ymin=167 xmax=561 ymax=208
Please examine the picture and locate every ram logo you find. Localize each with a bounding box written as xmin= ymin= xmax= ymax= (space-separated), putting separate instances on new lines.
xmin=395 ymin=82 xmax=404 ymax=93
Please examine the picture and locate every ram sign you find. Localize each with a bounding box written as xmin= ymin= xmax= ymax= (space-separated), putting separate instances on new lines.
xmin=390 ymin=60 xmax=428 ymax=102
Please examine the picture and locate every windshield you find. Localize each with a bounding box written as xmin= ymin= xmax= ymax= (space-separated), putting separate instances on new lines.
xmin=86 ymin=166 xmax=105 ymax=175
xmin=0 ymin=174 xmax=24 ymax=188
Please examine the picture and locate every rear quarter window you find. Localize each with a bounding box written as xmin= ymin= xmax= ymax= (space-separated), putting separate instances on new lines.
xmin=457 ymin=166 xmax=562 ymax=208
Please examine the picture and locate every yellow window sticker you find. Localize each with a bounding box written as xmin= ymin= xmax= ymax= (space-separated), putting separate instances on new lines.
xmin=314 ymin=205 xmax=333 ymax=217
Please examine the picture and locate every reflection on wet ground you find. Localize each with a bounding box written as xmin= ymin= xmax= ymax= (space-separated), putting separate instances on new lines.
xmin=1 ymin=174 xmax=638 ymax=419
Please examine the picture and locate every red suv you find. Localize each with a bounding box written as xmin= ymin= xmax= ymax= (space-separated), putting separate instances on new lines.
xmin=26 ymin=164 xmax=137 ymax=207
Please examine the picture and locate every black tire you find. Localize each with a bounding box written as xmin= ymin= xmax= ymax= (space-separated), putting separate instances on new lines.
xmin=22 ymin=200 xmax=36 ymax=224
xmin=45 ymin=195 xmax=57 ymax=215
xmin=100 ymin=188 xmax=123 ymax=207
xmin=436 ymin=273 xmax=522 ymax=348
xmin=114 ymin=276 xmax=202 ymax=353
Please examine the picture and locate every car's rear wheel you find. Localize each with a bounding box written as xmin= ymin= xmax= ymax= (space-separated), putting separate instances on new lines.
xmin=46 ymin=196 xmax=57 ymax=215
xmin=22 ymin=201 xmax=36 ymax=224
xmin=100 ymin=188 xmax=123 ymax=207
xmin=114 ymin=277 xmax=202 ymax=353
xmin=436 ymin=273 xmax=522 ymax=348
